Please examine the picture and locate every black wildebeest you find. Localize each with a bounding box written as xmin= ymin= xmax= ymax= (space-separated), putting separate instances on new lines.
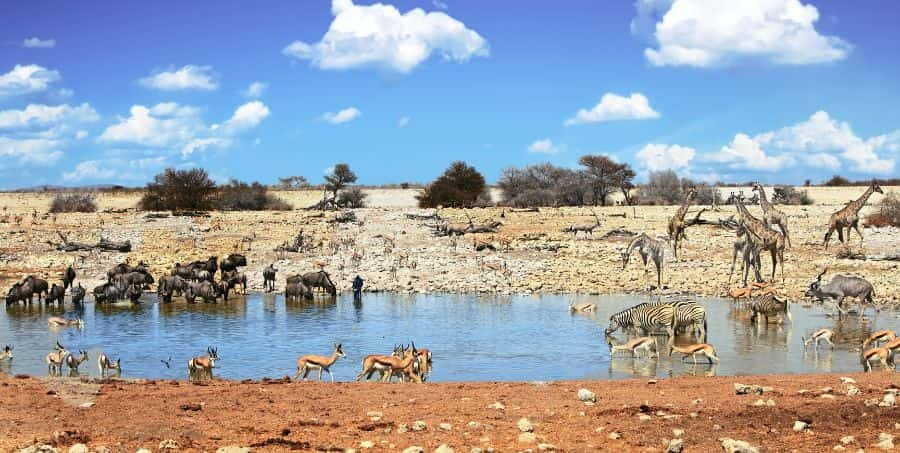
xmin=185 ymin=280 xmax=219 ymax=304
xmin=222 ymin=270 xmax=247 ymax=296
xmin=71 ymin=283 xmax=86 ymax=305
xmin=188 ymin=257 xmax=218 ymax=276
xmin=220 ymin=254 xmax=247 ymax=273
xmin=6 ymin=282 xmax=32 ymax=306
xmin=63 ymin=265 xmax=76 ymax=291
xmin=121 ymin=270 xmax=154 ymax=289
xmin=157 ymin=275 xmax=187 ymax=303
xmin=125 ymin=284 xmax=143 ymax=303
xmin=107 ymin=261 xmax=148 ymax=282
xmin=287 ymin=271 xmax=337 ymax=296
xmin=171 ymin=263 xmax=194 ymax=280
xmin=46 ymin=284 xmax=65 ymax=305
xmin=263 ymin=264 xmax=277 ymax=293
xmin=23 ymin=276 xmax=49 ymax=302
xmin=285 ymin=282 xmax=313 ymax=301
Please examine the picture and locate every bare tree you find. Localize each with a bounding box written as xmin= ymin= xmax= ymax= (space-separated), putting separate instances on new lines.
xmin=578 ymin=155 xmax=636 ymax=206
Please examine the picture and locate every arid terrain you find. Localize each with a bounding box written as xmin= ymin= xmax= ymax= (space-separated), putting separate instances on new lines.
xmin=0 ymin=372 xmax=898 ymax=452
xmin=0 ymin=186 xmax=897 ymax=303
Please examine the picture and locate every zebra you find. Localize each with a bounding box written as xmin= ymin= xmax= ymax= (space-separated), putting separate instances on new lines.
xmin=649 ymin=299 xmax=707 ymax=341
xmin=749 ymin=293 xmax=792 ymax=324
xmin=605 ymin=303 xmax=675 ymax=338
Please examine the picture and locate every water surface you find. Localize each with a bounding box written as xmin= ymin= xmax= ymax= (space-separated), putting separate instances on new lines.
xmin=1 ymin=293 xmax=896 ymax=381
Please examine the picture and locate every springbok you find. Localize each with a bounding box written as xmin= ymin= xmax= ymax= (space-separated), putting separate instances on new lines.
xmin=294 ymin=343 xmax=345 ymax=382
xmin=380 ymin=343 xmax=423 ymax=383
xmin=569 ymin=302 xmax=597 ymax=313
xmin=47 ymin=316 xmax=84 ymax=328
xmin=607 ymin=336 xmax=657 ymax=358
xmin=669 ymin=343 xmax=720 ymax=365
xmin=46 ymin=341 xmax=68 ymax=376
xmin=801 ymin=328 xmax=835 ymax=350
xmin=188 ymin=347 xmax=219 ymax=381
xmin=98 ymin=352 xmax=122 ymax=377
xmin=862 ymin=330 xmax=896 ymax=348
xmin=357 ymin=344 xmax=421 ymax=383
xmin=0 ymin=345 xmax=12 ymax=361
xmin=861 ymin=346 xmax=891 ymax=372
xmin=66 ymin=350 xmax=89 ymax=376
xmin=355 ymin=345 xmax=402 ymax=382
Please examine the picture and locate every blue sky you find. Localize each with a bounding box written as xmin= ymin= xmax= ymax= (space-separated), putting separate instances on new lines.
xmin=1 ymin=0 xmax=899 ymax=189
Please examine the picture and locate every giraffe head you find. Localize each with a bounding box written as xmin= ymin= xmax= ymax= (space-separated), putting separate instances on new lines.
xmin=872 ymin=180 xmax=883 ymax=194
xmin=684 ymin=186 xmax=697 ymax=200
xmin=751 ymin=182 xmax=762 ymax=193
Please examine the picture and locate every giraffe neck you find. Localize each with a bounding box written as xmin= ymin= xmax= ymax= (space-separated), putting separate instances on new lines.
xmin=676 ymin=194 xmax=693 ymax=220
xmin=757 ymin=186 xmax=771 ymax=210
xmin=847 ymin=185 xmax=875 ymax=214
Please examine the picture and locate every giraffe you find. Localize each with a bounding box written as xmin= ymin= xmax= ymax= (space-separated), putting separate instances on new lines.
xmin=733 ymin=195 xmax=785 ymax=283
xmin=667 ymin=187 xmax=696 ymax=260
xmin=823 ymin=180 xmax=883 ymax=250
xmin=752 ymin=183 xmax=791 ymax=248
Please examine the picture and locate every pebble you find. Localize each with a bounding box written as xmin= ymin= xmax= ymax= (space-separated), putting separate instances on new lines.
xmin=607 ymin=432 xmax=622 ymax=440
xmin=215 ymin=447 xmax=251 ymax=453
xmin=833 ymin=446 xmax=845 ymax=451
xmin=874 ymin=433 xmax=894 ymax=450
xmin=847 ymin=386 xmax=860 ymax=396
xmin=467 ymin=421 xmax=481 ymax=429
xmin=666 ymin=438 xmax=684 ymax=453
xmin=158 ymin=439 xmax=178 ymax=451
xmin=439 ymin=423 xmax=453 ymax=431
xmin=820 ymin=394 xmax=836 ymax=400
xmin=397 ymin=423 xmax=409 ymax=433
xmin=578 ymin=388 xmax=597 ymax=403
xmin=402 ymin=448 xmax=425 ymax=453
xmin=67 ymin=446 xmax=88 ymax=453
xmin=879 ymin=393 xmax=896 ymax=407
xmin=720 ymin=438 xmax=759 ymax=453
xmin=488 ymin=402 xmax=505 ymax=410
xmin=136 ymin=449 xmax=152 ymax=453
xmin=412 ymin=420 xmax=428 ymax=431
xmin=840 ymin=436 xmax=855 ymax=445
xmin=517 ymin=418 xmax=534 ymax=433
xmin=537 ymin=443 xmax=557 ymax=451
xmin=18 ymin=447 xmax=59 ymax=453
xmin=518 ymin=433 xmax=536 ymax=444
xmin=434 ymin=445 xmax=455 ymax=453
xmin=672 ymin=429 xmax=684 ymax=438
xmin=367 ymin=411 xmax=384 ymax=421
xmin=793 ymin=420 xmax=809 ymax=432
xmin=638 ymin=414 xmax=652 ymax=421
xmin=840 ymin=377 xmax=856 ymax=384
xmin=360 ymin=441 xmax=375 ymax=449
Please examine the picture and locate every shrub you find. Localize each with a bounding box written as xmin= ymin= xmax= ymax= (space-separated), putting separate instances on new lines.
xmin=337 ymin=186 xmax=367 ymax=208
xmin=217 ymin=180 xmax=293 ymax=211
xmin=638 ymin=170 xmax=683 ymax=205
xmin=770 ymin=186 xmax=813 ymax=205
xmin=823 ymin=175 xmax=851 ymax=186
xmin=139 ymin=168 xmax=218 ymax=211
xmin=577 ymin=155 xmax=635 ymax=206
xmin=49 ymin=193 xmax=97 ymax=213
xmin=417 ymin=161 xmax=486 ymax=208
xmin=865 ymin=192 xmax=900 ymax=227
xmin=325 ymin=164 xmax=358 ymax=200
xmin=276 ymin=176 xmax=309 ymax=189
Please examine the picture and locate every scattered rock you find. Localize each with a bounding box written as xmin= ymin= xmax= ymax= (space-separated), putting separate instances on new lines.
xmin=488 ymin=402 xmax=505 ymax=411
xmin=517 ymin=418 xmax=534 ymax=433
xmin=439 ymin=423 xmax=453 ymax=431
xmin=608 ymin=432 xmax=621 ymax=440
xmin=865 ymin=398 xmax=880 ymax=407
xmin=578 ymin=388 xmax=597 ymax=403
xmin=412 ymin=421 xmax=428 ymax=432
xmin=397 ymin=423 xmax=409 ymax=434
xmin=840 ymin=377 xmax=856 ymax=384
xmin=638 ymin=414 xmax=652 ymax=421
xmin=847 ymin=386 xmax=860 ymax=396
xmin=467 ymin=421 xmax=481 ymax=429
xmin=666 ymin=438 xmax=684 ymax=453
xmin=402 ymin=448 xmax=425 ymax=453
xmin=215 ymin=447 xmax=252 ymax=453
xmin=367 ymin=411 xmax=384 ymax=421
xmin=18 ymin=446 xmax=59 ymax=453
xmin=66 ymin=446 xmax=88 ymax=453
xmin=820 ymin=394 xmax=836 ymax=400
xmin=434 ymin=445 xmax=455 ymax=453
xmin=833 ymin=446 xmax=845 ymax=451
xmin=720 ymin=438 xmax=758 ymax=453
xmin=518 ymin=433 xmax=536 ymax=444
xmin=840 ymin=436 xmax=855 ymax=445
xmin=879 ymin=393 xmax=896 ymax=407
xmin=158 ymin=439 xmax=179 ymax=451
xmin=359 ymin=441 xmax=375 ymax=449
xmin=734 ymin=384 xmax=771 ymax=395
xmin=135 ymin=449 xmax=152 ymax=453
xmin=874 ymin=433 xmax=894 ymax=450
xmin=793 ymin=420 xmax=810 ymax=432
xmin=537 ymin=443 xmax=557 ymax=451
xmin=672 ymin=429 xmax=685 ymax=438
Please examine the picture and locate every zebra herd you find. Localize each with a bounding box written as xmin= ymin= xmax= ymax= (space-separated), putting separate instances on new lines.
xmin=604 ymin=298 xmax=709 ymax=345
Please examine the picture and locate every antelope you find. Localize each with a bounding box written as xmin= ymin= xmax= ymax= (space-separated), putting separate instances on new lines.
xmin=569 ymin=302 xmax=597 ymax=313
xmin=0 ymin=345 xmax=12 ymax=361
xmin=802 ymin=328 xmax=835 ymax=350
xmin=473 ymin=236 xmax=495 ymax=251
xmin=396 ymin=250 xmax=410 ymax=267
xmin=98 ymin=352 xmax=122 ymax=377
xmin=727 ymin=283 xmax=775 ymax=304
xmin=46 ymin=341 xmax=68 ymax=376
xmin=861 ymin=346 xmax=892 ymax=372
xmin=48 ymin=316 xmax=84 ymax=328
xmin=379 ymin=343 xmax=422 ymax=383
xmin=607 ymin=336 xmax=657 ymax=358
xmin=294 ymin=343 xmax=345 ymax=382
xmin=883 ymin=338 xmax=900 ymax=367
xmin=355 ymin=345 xmax=403 ymax=382
xmin=66 ymin=350 xmax=89 ymax=376
xmin=862 ymin=330 xmax=896 ymax=348
xmin=669 ymin=343 xmax=720 ymax=365
xmin=188 ymin=347 xmax=219 ymax=381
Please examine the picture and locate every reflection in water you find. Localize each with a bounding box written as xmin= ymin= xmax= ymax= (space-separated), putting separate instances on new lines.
xmin=0 ymin=293 xmax=897 ymax=382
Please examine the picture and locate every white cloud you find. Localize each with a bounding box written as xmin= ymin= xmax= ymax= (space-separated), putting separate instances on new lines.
xmin=138 ymin=65 xmax=218 ymax=91
xmin=0 ymin=103 xmax=99 ymax=130
xmin=398 ymin=116 xmax=411 ymax=127
xmin=642 ymin=0 xmax=851 ymax=67
xmin=0 ymin=64 xmax=61 ymax=97
xmin=283 ymin=0 xmax=488 ymax=73
xmin=432 ymin=0 xmax=448 ymax=10
xmin=564 ymin=92 xmax=660 ymax=126
xmin=636 ymin=143 xmax=696 ymax=172
xmin=100 ymin=103 xmax=204 ymax=147
xmin=707 ymin=133 xmax=796 ymax=171
xmin=62 ymin=160 xmax=115 ymax=182
xmin=322 ymin=107 xmax=361 ymax=124
xmin=0 ymin=136 xmax=63 ymax=167
xmin=75 ymin=130 xmax=88 ymax=140
xmin=242 ymin=81 xmax=267 ymax=98
xmin=23 ymin=37 xmax=56 ymax=49
xmin=181 ymin=138 xmax=229 ymax=158
xmin=528 ymin=138 xmax=560 ymax=154
xmin=221 ymin=101 xmax=270 ymax=135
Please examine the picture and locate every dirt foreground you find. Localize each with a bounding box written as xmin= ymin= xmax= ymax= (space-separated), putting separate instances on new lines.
xmin=1 ymin=372 xmax=898 ymax=452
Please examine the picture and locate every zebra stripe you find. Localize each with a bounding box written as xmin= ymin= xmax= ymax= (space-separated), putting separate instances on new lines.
xmin=648 ymin=300 xmax=707 ymax=340
xmin=750 ymin=294 xmax=791 ymax=323
xmin=607 ymin=303 xmax=675 ymax=336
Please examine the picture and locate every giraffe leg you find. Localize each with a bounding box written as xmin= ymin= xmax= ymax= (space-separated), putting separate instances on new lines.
xmin=852 ymin=221 xmax=865 ymax=249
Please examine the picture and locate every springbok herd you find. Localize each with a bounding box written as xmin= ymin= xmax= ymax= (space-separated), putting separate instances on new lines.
xmin=1 ymin=181 xmax=897 ymax=381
